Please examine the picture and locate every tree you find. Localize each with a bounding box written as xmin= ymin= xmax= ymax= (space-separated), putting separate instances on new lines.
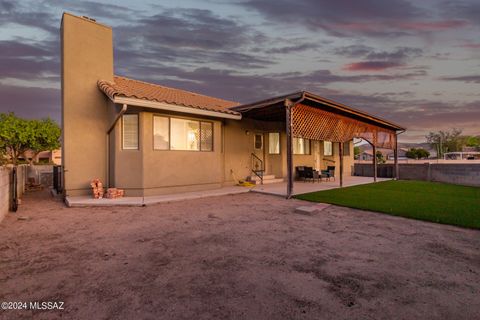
xmin=376 ymin=150 xmax=386 ymax=164
xmin=23 ymin=118 xmax=61 ymax=165
xmin=465 ymin=136 xmax=480 ymax=150
xmin=405 ymin=148 xmax=430 ymax=160
xmin=0 ymin=113 xmax=30 ymax=165
xmin=0 ymin=113 xmax=60 ymax=165
xmin=426 ymin=128 xmax=463 ymax=158
xmin=354 ymin=146 xmax=361 ymax=159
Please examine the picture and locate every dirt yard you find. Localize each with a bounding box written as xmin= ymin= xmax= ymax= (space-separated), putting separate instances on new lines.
xmin=1 ymin=190 xmax=479 ymax=320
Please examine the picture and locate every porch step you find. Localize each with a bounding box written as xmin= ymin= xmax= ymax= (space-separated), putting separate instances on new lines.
xmin=246 ymin=175 xmax=284 ymax=184
xmin=248 ymin=174 xmax=276 ymax=181
xmin=261 ymin=178 xmax=285 ymax=184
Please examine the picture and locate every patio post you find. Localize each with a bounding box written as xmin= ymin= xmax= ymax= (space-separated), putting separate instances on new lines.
xmin=285 ymin=99 xmax=294 ymax=199
xmin=372 ymin=144 xmax=377 ymax=182
xmin=394 ymin=134 xmax=399 ymax=180
xmin=339 ymin=142 xmax=344 ymax=187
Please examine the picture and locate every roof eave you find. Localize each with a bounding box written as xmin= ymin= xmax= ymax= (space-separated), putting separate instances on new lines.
xmin=111 ymin=96 xmax=242 ymax=120
xmin=231 ymin=90 xmax=405 ymax=131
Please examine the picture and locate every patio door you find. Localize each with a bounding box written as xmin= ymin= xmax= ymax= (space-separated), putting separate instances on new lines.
xmin=252 ymin=133 xmax=264 ymax=172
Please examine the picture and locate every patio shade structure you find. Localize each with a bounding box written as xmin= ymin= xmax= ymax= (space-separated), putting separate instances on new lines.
xmin=232 ymin=91 xmax=406 ymax=198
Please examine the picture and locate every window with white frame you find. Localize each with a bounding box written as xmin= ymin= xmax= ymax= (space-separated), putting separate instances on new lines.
xmin=268 ymin=132 xmax=280 ymax=154
xmin=122 ymin=114 xmax=139 ymax=150
xmin=324 ymin=141 xmax=333 ymax=156
xmin=153 ymin=116 xmax=213 ymax=151
xmin=293 ymin=137 xmax=310 ymax=155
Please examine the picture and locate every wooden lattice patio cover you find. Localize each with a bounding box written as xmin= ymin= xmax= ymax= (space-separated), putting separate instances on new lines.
xmin=291 ymin=104 xmax=396 ymax=149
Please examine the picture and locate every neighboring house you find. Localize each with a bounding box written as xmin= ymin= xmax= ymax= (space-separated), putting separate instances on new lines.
xmin=387 ymin=148 xmax=408 ymax=161
xmin=357 ymin=147 xmax=406 ymax=161
xmin=358 ymin=150 xmax=374 ymax=161
xmin=444 ymin=152 xmax=480 ymax=160
xmin=61 ymin=13 xmax=405 ymax=198
xmin=16 ymin=149 xmax=61 ymax=165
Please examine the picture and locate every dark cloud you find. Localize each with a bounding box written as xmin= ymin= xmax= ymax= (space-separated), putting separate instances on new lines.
xmin=45 ymin=0 xmax=140 ymax=21
xmin=0 ymin=0 xmax=478 ymax=141
xmin=114 ymin=8 xmax=271 ymax=70
xmin=442 ymin=1 xmax=480 ymax=25
xmin=241 ymin=0 xmax=470 ymax=38
xmin=439 ymin=75 xmax=480 ymax=83
xmin=333 ymin=45 xmax=374 ymax=58
xmin=337 ymin=47 xmax=423 ymax=71
xmin=343 ymin=61 xmax=404 ymax=71
xmin=265 ymin=43 xmax=321 ymax=54
xmin=0 ymin=84 xmax=60 ymax=121
xmin=0 ymin=39 xmax=59 ymax=81
xmin=365 ymin=47 xmax=422 ymax=61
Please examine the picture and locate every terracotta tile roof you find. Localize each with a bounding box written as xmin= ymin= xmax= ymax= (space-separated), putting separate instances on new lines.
xmin=98 ymin=76 xmax=240 ymax=115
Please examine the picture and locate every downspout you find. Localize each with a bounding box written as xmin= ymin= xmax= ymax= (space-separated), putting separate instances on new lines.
xmin=106 ymin=104 xmax=128 ymax=188
xmin=285 ymin=92 xmax=306 ymax=199
xmin=394 ymin=129 xmax=406 ymax=180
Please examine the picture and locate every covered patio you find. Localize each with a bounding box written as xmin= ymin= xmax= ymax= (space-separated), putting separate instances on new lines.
xmin=232 ymin=91 xmax=405 ymax=198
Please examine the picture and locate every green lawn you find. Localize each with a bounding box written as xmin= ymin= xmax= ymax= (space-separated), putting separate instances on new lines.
xmin=295 ymin=180 xmax=480 ymax=229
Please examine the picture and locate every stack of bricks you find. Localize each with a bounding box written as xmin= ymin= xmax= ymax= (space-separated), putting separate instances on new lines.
xmin=90 ymin=179 xmax=104 ymax=199
xmin=106 ymin=188 xmax=125 ymax=199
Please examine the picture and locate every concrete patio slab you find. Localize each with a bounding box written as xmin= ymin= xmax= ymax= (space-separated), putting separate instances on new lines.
xmin=65 ymin=177 xmax=389 ymax=207
xmin=295 ymin=203 xmax=331 ymax=215
xmin=251 ymin=176 xmax=391 ymax=197
xmin=65 ymin=185 xmax=252 ymax=207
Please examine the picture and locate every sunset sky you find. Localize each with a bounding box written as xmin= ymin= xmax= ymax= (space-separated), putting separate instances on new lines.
xmin=1 ymin=0 xmax=479 ymax=141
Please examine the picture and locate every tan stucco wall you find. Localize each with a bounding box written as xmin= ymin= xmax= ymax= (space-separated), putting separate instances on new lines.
xmin=61 ymin=13 xmax=113 ymax=196
xmin=142 ymin=112 xmax=224 ymax=196
xmin=223 ymin=118 xmax=285 ymax=184
xmin=109 ymin=109 xmax=144 ymax=196
xmin=108 ymin=109 xmax=355 ymax=195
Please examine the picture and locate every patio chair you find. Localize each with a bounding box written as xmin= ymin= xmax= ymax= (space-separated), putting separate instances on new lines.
xmin=296 ymin=166 xmax=306 ymax=181
xmin=327 ymin=166 xmax=335 ymax=181
xmin=321 ymin=166 xmax=336 ymax=181
xmin=304 ymin=167 xmax=318 ymax=183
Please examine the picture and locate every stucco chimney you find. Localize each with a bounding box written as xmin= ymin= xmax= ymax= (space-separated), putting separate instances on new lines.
xmin=61 ymin=13 xmax=113 ymax=196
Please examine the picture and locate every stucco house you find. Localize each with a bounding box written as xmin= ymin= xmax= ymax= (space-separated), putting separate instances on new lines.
xmin=61 ymin=13 xmax=404 ymax=199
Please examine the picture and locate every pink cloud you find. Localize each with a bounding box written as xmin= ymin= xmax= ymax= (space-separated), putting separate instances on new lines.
xmin=460 ymin=43 xmax=480 ymax=49
xmin=343 ymin=61 xmax=403 ymax=72
xmin=331 ymin=19 xmax=468 ymax=34
xmin=399 ymin=20 xmax=469 ymax=31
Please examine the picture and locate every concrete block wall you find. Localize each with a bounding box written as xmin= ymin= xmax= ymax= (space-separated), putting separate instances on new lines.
xmin=430 ymin=164 xmax=480 ymax=187
xmin=0 ymin=165 xmax=27 ymax=223
xmin=354 ymin=163 xmax=480 ymax=187
xmin=0 ymin=167 xmax=9 ymax=222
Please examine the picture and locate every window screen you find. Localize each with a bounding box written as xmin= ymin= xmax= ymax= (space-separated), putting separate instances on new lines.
xmin=200 ymin=122 xmax=213 ymax=151
xmin=122 ymin=114 xmax=138 ymax=150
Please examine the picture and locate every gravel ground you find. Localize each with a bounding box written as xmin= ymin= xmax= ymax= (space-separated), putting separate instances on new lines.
xmin=0 ymin=189 xmax=479 ymax=320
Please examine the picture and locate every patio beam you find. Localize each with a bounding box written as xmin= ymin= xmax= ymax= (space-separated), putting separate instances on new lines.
xmin=339 ymin=142 xmax=344 ymax=187
xmin=394 ymin=134 xmax=399 ymax=180
xmin=372 ymin=144 xmax=377 ymax=182
xmin=286 ymin=99 xmax=294 ymax=199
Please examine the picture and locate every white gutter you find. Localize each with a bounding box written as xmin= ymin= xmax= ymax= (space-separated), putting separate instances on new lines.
xmin=112 ymin=96 xmax=242 ymax=120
